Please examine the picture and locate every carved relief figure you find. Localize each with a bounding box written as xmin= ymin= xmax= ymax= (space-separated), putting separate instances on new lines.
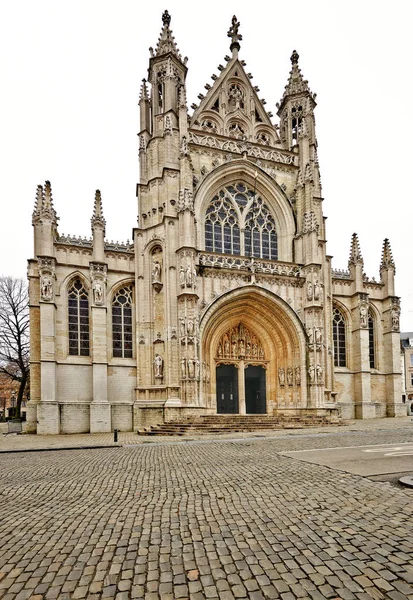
xmin=307 ymin=326 xmax=314 ymax=345
xmin=181 ymin=358 xmax=186 ymax=379
xmin=278 ymin=367 xmax=285 ymax=386
xmin=185 ymin=264 xmax=193 ymax=288
xmin=187 ymin=358 xmax=195 ymax=379
xmin=359 ymin=304 xmax=368 ymax=328
xmin=316 ymin=364 xmax=323 ymax=383
xmin=287 ymin=367 xmax=294 ymax=386
xmin=179 ymin=266 xmax=186 ymax=288
xmin=41 ymin=275 xmax=53 ymax=301
xmin=154 ymin=353 xmax=164 ymax=378
xmin=187 ymin=319 xmax=194 ymax=337
xmin=314 ymin=327 xmax=323 ymax=346
xmin=195 ymin=359 xmax=200 ymax=380
xmin=313 ymin=280 xmax=321 ymax=301
xmin=295 ymin=366 xmax=301 ymax=386
xmin=306 ymin=281 xmax=313 ymax=301
xmin=180 ymin=318 xmax=186 ymax=338
xmin=152 ymin=260 xmax=161 ymax=283
xmin=392 ymin=306 xmax=400 ymax=331
xmin=92 ymin=279 xmax=103 ymax=304
xmin=308 ymin=364 xmax=315 ymax=384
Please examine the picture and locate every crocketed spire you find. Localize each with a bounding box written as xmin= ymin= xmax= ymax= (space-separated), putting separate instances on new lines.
xmin=279 ymin=50 xmax=315 ymax=104
xmin=227 ymin=15 xmax=242 ymax=56
xmin=91 ymin=189 xmax=106 ymax=234
xmin=380 ymin=238 xmax=395 ymax=273
xmin=348 ymin=233 xmax=364 ymax=267
xmin=32 ymin=181 xmax=58 ymax=226
xmin=151 ymin=10 xmax=184 ymax=61
xmin=139 ymin=79 xmax=149 ymax=102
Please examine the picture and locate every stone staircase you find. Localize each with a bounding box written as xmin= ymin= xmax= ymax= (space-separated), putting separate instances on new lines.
xmin=137 ymin=413 xmax=341 ymax=436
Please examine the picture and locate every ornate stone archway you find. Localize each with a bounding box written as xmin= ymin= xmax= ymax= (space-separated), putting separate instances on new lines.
xmin=199 ymin=286 xmax=308 ymax=414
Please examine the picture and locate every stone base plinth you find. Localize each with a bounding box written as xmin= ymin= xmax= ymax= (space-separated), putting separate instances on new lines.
xmin=387 ymin=403 xmax=408 ymax=417
xmin=37 ymin=402 xmax=60 ymax=435
xmin=354 ymin=403 xmax=376 ymax=419
xmin=25 ymin=403 xmax=38 ymax=433
xmin=90 ymin=403 xmax=111 ymax=433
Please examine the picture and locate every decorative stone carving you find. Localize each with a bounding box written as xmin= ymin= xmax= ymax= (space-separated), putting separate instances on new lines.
xmin=152 ymin=259 xmax=162 ymax=292
xmin=90 ymin=262 xmax=107 ymax=306
xmin=306 ymin=281 xmax=313 ymax=301
xmin=139 ymin=135 xmax=146 ymax=152
xmin=164 ymin=115 xmax=172 ymax=136
xmin=278 ymin=367 xmax=285 ymax=386
xmin=180 ymin=136 xmax=189 ymax=157
xmin=313 ymin=280 xmax=321 ymax=301
xmin=308 ymin=364 xmax=315 ymax=384
xmin=302 ymin=212 xmax=319 ymax=234
xmin=38 ymin=257 xmax=55 ymax=302
xmin=287 ymin=367 xmax=294 ymax=386
xmin=359 ymin=303 xmax=368 ymax=328
xmin=391 ymin=298 xmax=401 ymax=331
xmin=187 ymin=358 xmax=195 ymax=379
xmin=216 ymin=323 xmax=264 ymax=361
xmin=181 ymin=357 xmax=187 ymax=379
xmin=295 ymin=366 xmax=301 ymax=386
xmin=154 ymin=353 xmax=164 ymax=379
xmin=316 ymin=364 xmax=323 ymax=384
xmin=177 ymin=188 xmax=194 ymax=213
xmin=314 ymin=327 xmax=323 ymax=349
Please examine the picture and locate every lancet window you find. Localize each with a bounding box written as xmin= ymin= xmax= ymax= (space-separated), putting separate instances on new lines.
xmin=68 ymin=279 xmax=89 ymax=356
xmin=112 ymin=285 xmax=133 ymax=358
xmin=204 ymin=183 xmax=278 ymax=259
xmin=368 ymin=311 xmax=375 ymax=369
xmin=332 ymin=307 xmax=346 ymax=367
xmin=216 ymin=323 xmax=265 ymax=361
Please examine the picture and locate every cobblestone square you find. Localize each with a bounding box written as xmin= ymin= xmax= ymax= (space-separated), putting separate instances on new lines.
xmin=1 ymin=423 xmax=412 ymax=599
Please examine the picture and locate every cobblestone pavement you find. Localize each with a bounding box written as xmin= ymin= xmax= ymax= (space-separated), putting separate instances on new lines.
xmin=0 ymin=425 xmax=412 ymax=600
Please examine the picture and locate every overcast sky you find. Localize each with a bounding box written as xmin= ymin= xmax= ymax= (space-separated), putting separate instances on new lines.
xmin=1 ymin=0 xmax=412 ymax=329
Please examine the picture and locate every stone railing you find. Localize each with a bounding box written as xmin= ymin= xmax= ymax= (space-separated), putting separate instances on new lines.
xmin=332 ymin=269 xmax=351 ymax=280
xmin=57 ymin=234 xmax=93 ymax=247
xmin=199 ymin=252 xmax=301 ymax=277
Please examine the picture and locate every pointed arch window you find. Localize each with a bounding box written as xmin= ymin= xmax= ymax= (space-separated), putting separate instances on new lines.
xmin=368 ymin=311 xmax=375 ymax=369
xmin=68 ymin=279 xmax=90 ymax=356
xmin=204 ymin=183 xmax=277 ymax=260
xmin=332 ymin=307 xmax=346 ymax=367
xmin=112 ymin=286 xmax=133 ymax=358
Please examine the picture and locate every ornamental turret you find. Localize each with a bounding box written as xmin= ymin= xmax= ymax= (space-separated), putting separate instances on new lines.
xmin=380 ymin=238 xmax=396 ymax=296
xmin=32 ymin=180 xmax=58 ymax=257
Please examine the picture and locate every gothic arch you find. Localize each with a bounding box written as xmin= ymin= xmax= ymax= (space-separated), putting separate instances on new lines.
xmin=199 ymin=286 xmax=308 ymax=411
xmin=57 ymin=270 xmax=90 ymax=297
xmin=194 ymin=159 xmax=296 ymax=261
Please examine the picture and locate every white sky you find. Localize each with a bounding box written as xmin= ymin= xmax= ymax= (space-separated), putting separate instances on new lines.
xmin=1 ymin=0 xmax=412 ymax=329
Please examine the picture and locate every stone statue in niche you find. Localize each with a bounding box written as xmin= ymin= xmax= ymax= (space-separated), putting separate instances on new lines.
xmin=308 ymin=364 xmax=315 ymax=384
xmin=295 ymin=366 xmax=301 ymax=386
xmin=153 ymin=354 xmax=164 ymax=379
xmin=313 ymin=280 xmax=321 ymax=301
xmin=359 ymin=304 xmax=368 ymax=328
xmin=41 ymin=274 xmax=53 ymax=301
xmin=306 ymin=281 xmax=313 ymax=301
xmin=316 ymin=364 xmax=323 ymax=383
xmin=314 ymin=327 xmax=323 ymax=346
xmin=187 ymin=319 xmax=194 ymax=337
xmin=391 ymin=305 xmax=400 ymax=331
xmin=195 ymin=359 xmax=200 ymax=380
xmin=307 ymin=326 xmax=314 ymax=345
xmin=287 ymin=367 xmax=294 ymax=386
xmin=206 ymin=363 xmax=210 ymax=383
xmin=278 ymin=367 xmax=285 ymax=386
xmin=185 ymin=264 xmax=193 ymax=288
xmin=187 ymin=358 xmax=195 ymax=379
xmin=152 ymin=260 xmax=161 ymax=283
xmin=92 ymin=279 xmax=104 ymax=305
xmin=181 ymin=358 xmax=186 ymax=379
xmin=180 ymin=318 xmax=186 ymax=338
xmin=179 ymin=266 xmax=186 ymax=288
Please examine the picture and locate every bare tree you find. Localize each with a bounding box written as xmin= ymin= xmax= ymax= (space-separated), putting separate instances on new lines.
xmin=0 ymin=277 xmax=29 ymax=418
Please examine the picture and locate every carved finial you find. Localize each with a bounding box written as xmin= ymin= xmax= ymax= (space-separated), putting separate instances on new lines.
xmin=348 ymin=233 xmax=364 ymax=267
xmin=32 ymin=181 xmax=58 ymax=228
xmin=380 ymin=238 xmax=395 ymax=274
xmin=291 ymin=49 xmax=299 ymax=65
xmin=227 ymin=15 xmax=242 ymax=56
xmin=139 ymin=78 xmax=149 ymax=101
xmin=91 ymin=189 xmax=106 ymax=234
xmin=162 ymin=10 xmax=171 ymax=26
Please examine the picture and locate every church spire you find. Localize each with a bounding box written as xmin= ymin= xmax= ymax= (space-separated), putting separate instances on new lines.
xmin=227 ymin=15 xmax=242 ymax=58
xmin=280 ymin=50 xmax=315 ymax=104
xmin=380 ymin=238 xmax=395 ymax=273
xmin=348 ymin=233 xmax=364 ymax=267
xmin=150 ymin=10 xmax=185 ymax=62
xmin=91 ymin=189 xmax=106 ymax=235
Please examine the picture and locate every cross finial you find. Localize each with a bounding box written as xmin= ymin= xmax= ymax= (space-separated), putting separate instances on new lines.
xmin=228 ymin=15 xmax=242 ymax=55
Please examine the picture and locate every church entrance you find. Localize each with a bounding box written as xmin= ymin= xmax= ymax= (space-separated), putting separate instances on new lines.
xmin=216 ymin=365 xmax=238 ymax=413
xmin=245 ymin=365 xmax=266 ymax=414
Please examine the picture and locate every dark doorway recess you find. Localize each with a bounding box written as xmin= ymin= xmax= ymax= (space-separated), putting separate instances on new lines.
xmin=216 ymin=364 xmax=238 ymax=413
xmin=245 ymin=365 xmax=266 ymax=414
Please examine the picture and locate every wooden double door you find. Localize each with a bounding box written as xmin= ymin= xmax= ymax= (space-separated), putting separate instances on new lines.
xmin=216 ymin=364 xmax=266 ymax=414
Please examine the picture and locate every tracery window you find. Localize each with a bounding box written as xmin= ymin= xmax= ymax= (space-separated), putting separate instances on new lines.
xmin=332 ymin=307 xmax=346 ymax=367
xmin=68 ymin=279 xmax=89 ymax=356
xmin=204 ymin=183 xmax=278 ymax=260
xmin=112 ymin=286 xmax=133 ymax=358
xmin=368 ymin=311 xmax=375 ymax=369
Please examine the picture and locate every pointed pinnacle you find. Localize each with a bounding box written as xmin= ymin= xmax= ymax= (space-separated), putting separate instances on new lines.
xmin=380 ymin=238 xmax=395 ymax=272
xmin=348 ymin=233 xmax=364 ymax=267
xmin=139 ymin=78 xmax=149 ymax=101
xmin=154 ymin=10 xmax=183 ymax=61
xmin=91 ymin=189 xmax=106 ymax=233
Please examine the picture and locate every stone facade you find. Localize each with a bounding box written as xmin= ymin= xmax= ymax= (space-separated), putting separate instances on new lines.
xmin=27 ymin=12 xmax=403 ymax=434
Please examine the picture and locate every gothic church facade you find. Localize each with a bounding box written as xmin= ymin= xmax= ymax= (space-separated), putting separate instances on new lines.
xmin=27 ymin=13 xmax=403 ymax=434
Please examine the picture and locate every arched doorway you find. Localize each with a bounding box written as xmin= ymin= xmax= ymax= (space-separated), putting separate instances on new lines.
xmin=200 ymin=286 xmax=308 ymax=415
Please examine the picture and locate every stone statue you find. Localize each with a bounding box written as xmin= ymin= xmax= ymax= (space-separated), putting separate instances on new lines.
xmin=295 ymin=366 xmax=301 ymax=386
xmin=314 ymin=327 xmax=323 ymax=345
xmin=392 ymin=307 xmax=400 ymax=331
xmin=308 ymin=364 xmax=315 ymax=384
xmin=316 ymin=364 xmax=323 ymax=383
xmin=179 ymin=266 xmax=185 ymax=288
xmin=185 ymin=264 xmax=193 ymax=288
xmin=153 ymin=353 xmax=163 ymax=378
xmin=192 ymin=266 xmax=197 ymax=289
xmin=313 ymin=280 xmax=321 ymax=301
xmin=306 ymin=281 xmax=313 ymax=301
xmin=287 ymin=367 xmax=294 ymax=386
xmin=307 ymin=326 xmax=314 ymax=345
xmin=195 ymin=359 xmax=200 ymax=380
xmin=181 ymin=358 xmax=186 ymax=379
xmin=41 ymin=275 xmax=53 ymax=301
xmin=92 ymin=279 xmax=103 ymax=304
xmin=187 ymin=319 xmax=194 ymax=337
xmin=152 ymin=260 xmax=161 ymax=283
xmin=180 ymin=318 xmax=186 ymax=338
xmin=187 ymin=358 xmax=195 ymax=379
xmin=278 ymin=367 xmax=285 ymax=386
xmin=206 ymin=363 xmax=210 ymax=383
xmin=359 ymin=304 xmax=368 ymax=328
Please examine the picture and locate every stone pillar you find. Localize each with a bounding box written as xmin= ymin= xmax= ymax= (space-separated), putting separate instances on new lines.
xmin=90 ymin=263 xmax=111 ymax=433
xmin=238 ymin=362 xmax=246 ymax=415
xmin=353 ymin=294 xmax=374 ymax=419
